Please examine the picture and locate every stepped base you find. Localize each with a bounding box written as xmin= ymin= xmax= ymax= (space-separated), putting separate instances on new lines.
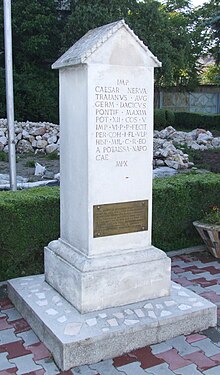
xmin=8 ymin=275 xmax=217 ymax=371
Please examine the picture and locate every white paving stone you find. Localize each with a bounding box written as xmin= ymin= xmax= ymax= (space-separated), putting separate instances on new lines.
xmin=0 ymin=352 xmax=16 ymax=370
xmin=114 ymin=361 xmax=146 ymax=374
xmin=191 ymin=338 xmax=220 ymax=357
xmin=174 ymin=364 xmax=202 ymax=375
xmin=0 ymin=328 xmax=21 ymax=344
xmin=3 ymin=308 xmax=22 ymax=321
xmin=90 ymin=359 xmax=122 ymax=375
xmin=36 ymin=358 xmax=60 ymax=375
xmin=145 ymin=363 xmax=176 ymax=374
xmin=11 ymin=354 xmax=43 ymax=375
xmin=17 ymin=329 xmax=40 ymax=346
xmin=150 ymin=342 xmax=173 ymax=355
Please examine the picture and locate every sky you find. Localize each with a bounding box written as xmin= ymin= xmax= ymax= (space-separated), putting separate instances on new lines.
xmin=191 ymin=0 xmax=207 ymax=6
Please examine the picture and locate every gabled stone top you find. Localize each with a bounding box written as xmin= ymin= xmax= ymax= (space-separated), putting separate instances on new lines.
xmin=52 ymin=19 xmax=161 ymax=69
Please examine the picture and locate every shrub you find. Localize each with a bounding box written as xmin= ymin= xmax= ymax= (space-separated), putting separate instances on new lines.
xmin=152 ymin=172 xmax=220 ymax=250
xmin=165 ymin=109 xmax=175 ymax=127
xmin=174 ymin=112 xmax=220 ymax=130
xmin=2 ymin=173 xmax=220 ymax=280
xmin=0 ymin=187 xmax=59 ymax=281
xmin=154 ymin=109 xmax=175 ymax=130
xmin=154 ymin=109 xmax=166 ymax=130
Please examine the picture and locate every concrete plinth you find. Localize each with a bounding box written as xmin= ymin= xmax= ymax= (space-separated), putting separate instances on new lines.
xmin=45 ymin=240 xmax=171 ymax=313
xmin=8 ymin=275 xmax=217 ymax=371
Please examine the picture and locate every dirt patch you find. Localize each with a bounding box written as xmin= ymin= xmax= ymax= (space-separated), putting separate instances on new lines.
xmin=0 ymin=153 xmax=60 ymax=182
xmin=191 ymin=150 xmax=220 ymax=173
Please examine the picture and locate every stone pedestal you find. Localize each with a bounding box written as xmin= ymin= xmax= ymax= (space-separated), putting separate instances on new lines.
xmin=44 ymin=19 xmax=171 ymax=313
xmin=45 ymin=241 xmax=170 ymax=313
xmin=8 ymin=276 xmax=217 ymax=371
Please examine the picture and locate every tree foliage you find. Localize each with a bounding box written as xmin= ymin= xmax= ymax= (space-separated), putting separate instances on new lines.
xmin=0 ymin=0 xmax=218 ymax=122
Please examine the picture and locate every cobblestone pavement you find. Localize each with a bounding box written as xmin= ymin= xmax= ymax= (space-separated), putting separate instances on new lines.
xmin=1 ymin=251 xmax=220 ymax=374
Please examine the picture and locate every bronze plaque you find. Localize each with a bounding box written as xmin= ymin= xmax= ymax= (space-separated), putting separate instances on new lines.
xmin=93 ymin=200 xmax=148 ymax=238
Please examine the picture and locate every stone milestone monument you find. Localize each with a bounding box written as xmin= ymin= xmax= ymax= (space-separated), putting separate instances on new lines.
xmin=8 ymin=20 xmax=216 ymax=371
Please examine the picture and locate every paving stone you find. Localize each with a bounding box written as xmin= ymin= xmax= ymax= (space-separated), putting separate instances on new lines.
xmin=180 ymin=272 xmax=216 ymax=281
xmin=0 ymin=317 xmax=13 ymax=331
xmin=35 ymin=358 xmax=60 ymax=375
xmin=150 ymin=342 xmax=173 ymax=355
xmin=23 ymin=370 xmax=45 ymax=375
xmin=90 ymin=359 xmax=122 ymax=374
xmin=0 ymin=368 xmax=18 ymax=375
xmin=186 ymin=334 xmax=207 ymax=344
xmin=129 ymin=347 xmax=164 ymax=369
xmin=185 ymin=268 xmax=205 ymax=275
xmin=201 ymin=328 xmax=220 ymax=346
xmin=186 ymin=285 xmax=205 ymax=294
xmin=0 ymin=299 xmax=14 ymax=310
xmin=203 ymin=365 xmax=220 ymax=374
xmin=200 ymin=291 xmax=220 ymax=303
xmin=11 ymin=318 xmax=30 ymax=334
xmin=200 ymin=267 xmax=220 ymax=275
xmin=0 ymin=340 xmax=32 ymax=359
xmin=183 ymin=350 xmax=217 ymax=371
xmin=3 ymin=308 xmax=22 ymax=322
xmin=0 ymin=328 xmax=21 ymax=344
xmin=165 ymin=335 xmax=199 ymax=356
xmin=155 ymin=349 xmax=192 ymax=371
xmin=204 ymin=285 xmax=220 ymax=294
xmin=173 ymin=364 xmax=202 ymax=374
xmin=115 ymin=361 xmax=147 ymax=374
xmin=173 ymin=278 xmax=193 ymax=287
xmin=209 ymin=352 xmax=220 ymax=366
xmin=191 ymin=278 xmax=218 ymax=288
xmin=191 ymin=338 xmax=220 ymax=357
xmin=0 ymin=285 xmax=8 ymax=300
xmin=145 ymin=363 xmax=176 ymax=374
xmin=10 ymin=354 xmax=43 ymax=375
xmin=73 ymin=364 xmax=99 ymax=374
xmin=17 ymin=329 xmax=40 ymax=346
xmin=0 ymin=352 xmax=17 ymax=370
xmin=171 ymin=266 xmax=185 ymax=274
xmin=27 ymin=342 xmax=51 ymax=361
xmin=113 ymin=353 xmax=136 ymax=367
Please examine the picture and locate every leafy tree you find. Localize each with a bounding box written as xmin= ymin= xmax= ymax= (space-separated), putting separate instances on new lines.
xmin=0 ymin=0 xmax=219 ymax=123
xmin=193 ymin=0 xmax=220 ymax=64
xmin=0 ymin=0 xmax=62 ymax=122
xmin=200 ymin=63 xmax=220 ymax=85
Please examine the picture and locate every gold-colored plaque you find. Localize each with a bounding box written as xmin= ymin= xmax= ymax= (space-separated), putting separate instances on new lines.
xmin=93 ymin=200 xmax=148 ymax=238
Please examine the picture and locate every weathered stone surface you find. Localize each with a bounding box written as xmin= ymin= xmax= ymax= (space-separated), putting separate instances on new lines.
xmin=36 ymin=139 xmax=48 ymax=149
xmin=46 ymin=143 xmax=58 ymax=154
xmin=0 ymin=136 xmax=7 ymax=146
xmin=17 ymin=140 xmax=34 ymax=153
xmin=212 ymin=137 xmax=220 ymax=148
xmin=48 ymin=135 xmax=57 ymax=144
xmin=30 ymin=127 xmax=46 ymax=136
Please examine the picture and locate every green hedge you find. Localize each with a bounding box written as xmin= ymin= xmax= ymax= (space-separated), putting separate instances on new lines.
xmin=1 ymin=173 xmax=220 ymax=280
xmin=152 ymin=173 xmax=220 ymax=250
xmin=174 ymin=112 xmax=220 ymax=130
xmin=0 ymin=187 xmax=59 ymax=281
xmin=154 ymin=109 xmax=175 ymax=130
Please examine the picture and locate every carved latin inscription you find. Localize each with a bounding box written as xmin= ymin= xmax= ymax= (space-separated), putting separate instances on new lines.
xmin=94 ymin=79 xmax=148 ymax=165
